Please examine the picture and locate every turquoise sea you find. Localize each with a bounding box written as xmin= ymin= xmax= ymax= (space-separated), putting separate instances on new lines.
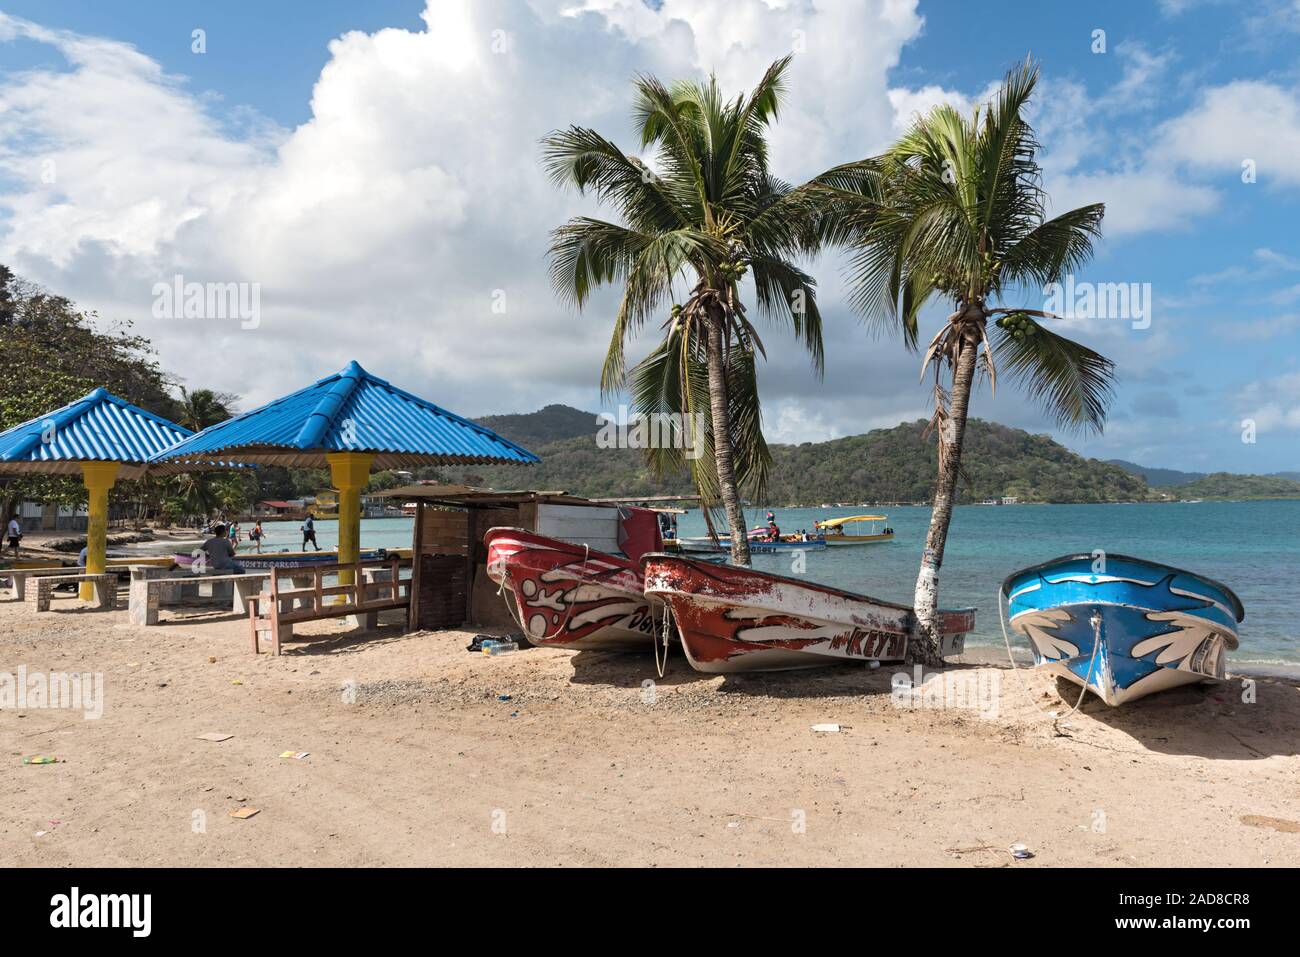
xmin=161 ymin=501 xmax=1300 ymax=668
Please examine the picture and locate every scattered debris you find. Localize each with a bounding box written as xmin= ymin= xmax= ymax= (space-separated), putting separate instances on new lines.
xmin=229 ymin=807 xmax=260 ymax=820
xmin=497 ymin=694 xmax=512 ymax=702
xmin=811 ymin=723 xmax=840 ymax=733
xmin=1241 ymin=815 xmax=1300 ymax=833
xmin=1009 ymin=843 xmax=1034 ymax=859
xmin=22 ymin=756 xmax=60 ymax=765
xmin=208 ymin=656 xmax=217 ymax=664
xmin=279 ymin=751 xmax=310 ymax=760
xmin=196 ymin=732 xmax=233 ymax=742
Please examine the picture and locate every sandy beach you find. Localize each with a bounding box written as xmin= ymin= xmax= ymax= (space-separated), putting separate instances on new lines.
xmin=2 ymin=592 xmax=1298 ymax=868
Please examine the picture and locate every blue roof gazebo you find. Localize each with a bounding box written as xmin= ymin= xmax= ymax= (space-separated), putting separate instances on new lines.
xmin=0 ymin=388 xmax=194 ymax=597
xmin=150 ymin=361 xmax=538 ymax=584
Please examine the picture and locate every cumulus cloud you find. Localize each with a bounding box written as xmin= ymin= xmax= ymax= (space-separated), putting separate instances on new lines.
xmin=0 ymin=1 xmax=930 ymax=425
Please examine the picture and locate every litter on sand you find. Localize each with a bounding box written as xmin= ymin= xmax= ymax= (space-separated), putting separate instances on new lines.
xmin=279 ymin=751 xmax=310 ymax=760
xmin=196 ymin=732 xmax=233 ymax=742
xmin=1009 ymin=843 xmax=1034 ymax=859
xmin=229 ymin=807 xmax=260 ymax=819
xmin=811 ymin=723 xmax=841 ymax=733
xmin=22 ymin=756 xmax=61 ymax=765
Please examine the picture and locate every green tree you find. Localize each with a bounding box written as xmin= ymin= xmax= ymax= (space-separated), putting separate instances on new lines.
xmin=542 ymin=57 xmax=834 ymax=565
xmin=837 ymin=60 xmax=1116 ymax=663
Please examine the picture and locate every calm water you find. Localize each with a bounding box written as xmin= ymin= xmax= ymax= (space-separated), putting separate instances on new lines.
xmin=150 ymin=503 xmax=1300 ymax=667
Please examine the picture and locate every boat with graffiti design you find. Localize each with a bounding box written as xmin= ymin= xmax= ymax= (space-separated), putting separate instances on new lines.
xmin=642 ymin=552 xmax=975 ymax=673
xmin=484 ymin=527 xmax=663 ymax=651
xmin=1000 ymin=553 xmax=1245 ymax=706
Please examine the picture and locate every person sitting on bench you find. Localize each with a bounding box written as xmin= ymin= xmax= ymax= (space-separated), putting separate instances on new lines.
xmin=201 ymin=524 xmax=245 ymax=574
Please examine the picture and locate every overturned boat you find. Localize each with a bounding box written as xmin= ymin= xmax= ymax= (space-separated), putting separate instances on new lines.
xmin=1001 ymin=553 xmax=1244 ymax=706
xmin=642 ymin=552 xmax=975 ymax=673
xmin=484 ymin=527 xmax=663 ymax=651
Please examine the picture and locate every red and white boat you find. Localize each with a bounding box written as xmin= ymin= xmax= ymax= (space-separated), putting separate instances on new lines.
xmin=484 ymin=527 xmax=663 ymax=651
xmin=642 ymin=552 xmax=976 ymax=673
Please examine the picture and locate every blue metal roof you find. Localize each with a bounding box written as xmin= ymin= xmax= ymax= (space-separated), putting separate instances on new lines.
xmin=0 ymin=388 xmax=193 ymax=478
xmin=151 ymin=361 xmax=539 ymax=471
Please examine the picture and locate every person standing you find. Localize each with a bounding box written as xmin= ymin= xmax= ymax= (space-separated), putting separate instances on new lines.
xmin=301 ymin=514 xmax=319 ymax=551
xmin=6 ymin=514 xmax=21 ymax=556
xmin=228 ymin=521 xmax=241 ymax=548
xmin=249 ymin=520 xmax=264 ymax=554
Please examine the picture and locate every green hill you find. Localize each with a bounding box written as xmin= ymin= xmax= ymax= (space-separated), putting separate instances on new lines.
xmin=1107 ymin=459 xmax=1206 ymax=486
xmin=455 ymin=408 xmax=1149 ymax=504
xmin=1164 ymin=472 xmax=1300 ymax=500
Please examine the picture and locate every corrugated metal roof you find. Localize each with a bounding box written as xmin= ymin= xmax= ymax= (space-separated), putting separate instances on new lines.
xmin=151 ymin=361 xmax=539 ymax=472
xmin=0 ymin=388 xmax=193 ymax=479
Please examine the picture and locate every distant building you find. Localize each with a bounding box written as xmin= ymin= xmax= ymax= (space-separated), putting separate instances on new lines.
xmin=1001 ymin=495 xmax=1019 ymax=505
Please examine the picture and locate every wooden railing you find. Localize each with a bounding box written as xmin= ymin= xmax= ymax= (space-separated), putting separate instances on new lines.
xmin=249 ymin=556 xmax=411 ymax=655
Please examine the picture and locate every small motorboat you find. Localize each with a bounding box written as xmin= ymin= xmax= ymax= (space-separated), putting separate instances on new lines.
xmin=642 ymin=552 xmax=975 ymax=673
xmin=1001 ymin=553 xmax=1244 ymax=706
xmin=675 ymin=536 xmax=826 ymax=555
xmin=812 ymin=514 xmax=894 ymax=545
xmin=483 ymin=527 xmax=663 ymax=651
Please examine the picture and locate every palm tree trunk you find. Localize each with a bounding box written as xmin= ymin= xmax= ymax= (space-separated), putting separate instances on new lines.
xmin=909 ymin=323 xmax=980 ymax=665
xmin=704 ymin=309 xmax=751 ymax=566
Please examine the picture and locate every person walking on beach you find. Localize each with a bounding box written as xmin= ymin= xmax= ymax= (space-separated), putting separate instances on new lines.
xmin=301 ymin=514 xmax=319 ymax=550
xmin=228 ymin=521 xmax=241 ymax=548
xmin=6 ymin=514 xmax=21 ymax=556
xmin=249 ymin=520 xmax=264 ymax=553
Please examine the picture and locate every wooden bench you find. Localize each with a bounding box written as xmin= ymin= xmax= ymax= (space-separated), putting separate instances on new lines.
xmin=127 ymin=569 xmax=299 ymax=626
xmin=250 ymin=557 xmax=411 ymax=655
xmin=25 ymin=573 xmax=118 ymax=612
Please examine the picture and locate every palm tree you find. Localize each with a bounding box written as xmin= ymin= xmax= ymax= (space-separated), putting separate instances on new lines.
xmin=543 ymin=57 xmax=832 ymax=565
xmin=177 ymin=386 xmax=234 ymax=433
xmin=838 ymin=59 xmax=1116 ymax=664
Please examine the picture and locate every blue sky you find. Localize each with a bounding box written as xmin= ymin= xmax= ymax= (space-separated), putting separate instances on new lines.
xmin=1 ymin=0 xmax=1298 ymax=474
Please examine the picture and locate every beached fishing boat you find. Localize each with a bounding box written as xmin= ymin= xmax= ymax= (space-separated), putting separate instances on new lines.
xmin=642 ymin=552 xmax=975 ymax=673
xmin=1001 ymin=554 xmax=1244 ymax=706
xmin=812 ymin=514 xmax=894 ymax=545
xmin=484 ymin=527 xmax=662 ymax=650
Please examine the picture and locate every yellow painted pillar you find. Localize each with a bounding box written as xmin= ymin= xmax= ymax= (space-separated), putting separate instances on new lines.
xmin=326 ymin=451 xmax=373 ymax=592
xmin=80 ymin=462 xmax=120 ymax=600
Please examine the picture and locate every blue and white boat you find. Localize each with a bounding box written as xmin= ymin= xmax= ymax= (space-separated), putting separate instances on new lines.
xmin=1001 ymin=554 xmax=1244 ymax=706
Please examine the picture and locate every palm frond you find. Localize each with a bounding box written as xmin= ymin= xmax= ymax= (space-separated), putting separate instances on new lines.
xmin=991 ymin=319 xmax=1116 ymax=431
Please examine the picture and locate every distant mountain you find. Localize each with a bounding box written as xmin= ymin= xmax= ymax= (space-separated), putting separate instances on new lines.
xmin=1109 ymin=459 xmax=1300 ymax=499
xmin=459 ymin=408 xmax=1148 ymax=504
xmin=1167 ymin=472 xmax=1300 ymax=500
xmin=1107 ymin=459 xmax=1206 ymax=486
xmin=474 ymin=404 xmax=597 ymax=451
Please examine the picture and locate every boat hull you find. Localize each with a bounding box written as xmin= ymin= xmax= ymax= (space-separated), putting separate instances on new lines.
xmin=484 ymin=527 xmax=662 ymax=651
xmin=1002 ymin=554 xmax=1244 ymax=706
xmin=642 ymin=553 xmax=975 ymax=673
xmin=676 ymin=538 xmax=827 ymax=555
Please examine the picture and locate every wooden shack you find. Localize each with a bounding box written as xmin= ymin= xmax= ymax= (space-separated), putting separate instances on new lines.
xmin=376 ymin=485 xmax=630 ymax=631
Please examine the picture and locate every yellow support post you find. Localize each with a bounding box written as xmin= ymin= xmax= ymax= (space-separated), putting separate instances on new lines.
xmin=79 ymin=462 xmax=120 ymax=600
xmin=326 ymin=451 xmax=374 ymax=593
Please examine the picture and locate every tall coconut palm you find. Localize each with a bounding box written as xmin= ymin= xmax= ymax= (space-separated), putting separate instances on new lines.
xmin=838 ymin=59 xmax=1116 ymax=663
xmin=543 ymin=57 xmax=832 ymax=565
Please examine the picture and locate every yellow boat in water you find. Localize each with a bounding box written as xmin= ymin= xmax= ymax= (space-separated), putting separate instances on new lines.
xmin=812 ymin=514 xmax=894 ymax=545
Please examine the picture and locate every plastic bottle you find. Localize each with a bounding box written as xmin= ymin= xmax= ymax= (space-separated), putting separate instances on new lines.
xmin=482 ymin=640 xmax=518 ymax=656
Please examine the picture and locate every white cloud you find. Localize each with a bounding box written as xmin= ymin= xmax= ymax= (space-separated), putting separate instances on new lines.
xmin=1237 ymin=371 xmax=1300 ymax=432
xmin=0 ymin=1 xmax=930 ymax=426
xmin=1158 ymin=81 xmax=1300 ymax=186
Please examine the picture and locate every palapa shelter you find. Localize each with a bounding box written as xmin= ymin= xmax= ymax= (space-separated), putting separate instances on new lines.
xmin=150 ymin=361 xmax=539 ymax=587
xmin=0 ymin=388 xmax=193 ymax=597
